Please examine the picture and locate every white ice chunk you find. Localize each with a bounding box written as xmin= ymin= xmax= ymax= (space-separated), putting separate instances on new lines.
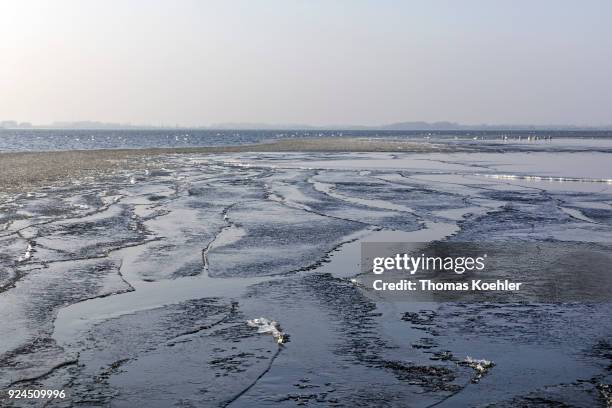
xmin=247 ymin=317 xmax=286 ymax=344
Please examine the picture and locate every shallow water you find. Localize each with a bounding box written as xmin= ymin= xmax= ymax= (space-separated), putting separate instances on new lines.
xmin=2 ymin=128 xmax=612 ymax=153
xmin=1 ymin=147 xmax=611 ymax=407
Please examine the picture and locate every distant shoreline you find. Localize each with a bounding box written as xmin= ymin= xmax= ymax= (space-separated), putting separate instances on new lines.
xmin=3 ymin=127 xmax=612 ymax=133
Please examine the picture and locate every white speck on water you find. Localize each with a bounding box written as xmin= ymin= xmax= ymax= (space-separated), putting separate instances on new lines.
xmin=247 ymin=317 xmax=286 ymax=344
xmin=17 ymin=243 xmax=33 ymax=262
xmin=463 ymin=356 xmax=494 ymax=374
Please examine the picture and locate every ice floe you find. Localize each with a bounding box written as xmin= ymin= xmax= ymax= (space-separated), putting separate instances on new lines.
xmin=460 ymin=356 xmax=494 ymax=383
xmin=17 ymin=242 xmax=33 ymax=262
xmin=247 ymin=317 xmax=287 ymax=344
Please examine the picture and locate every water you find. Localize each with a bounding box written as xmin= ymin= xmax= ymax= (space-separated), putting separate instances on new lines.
xmin=1 ymin=142 xmax=611 ymax=406
xmin=2 ymin=128 xmax=612 ymax=152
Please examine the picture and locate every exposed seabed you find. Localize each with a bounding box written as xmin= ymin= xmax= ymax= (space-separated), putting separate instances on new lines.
xmin=1 ymin=149 xmax=611 ymax=407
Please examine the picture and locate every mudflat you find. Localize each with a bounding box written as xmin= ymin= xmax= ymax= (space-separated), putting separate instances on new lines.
xmin=0 ymin=138 xmax=444 ymax=191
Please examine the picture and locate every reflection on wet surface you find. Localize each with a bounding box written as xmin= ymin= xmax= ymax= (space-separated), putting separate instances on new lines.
xmin=1 ymin=150 xmax=611 ymax=407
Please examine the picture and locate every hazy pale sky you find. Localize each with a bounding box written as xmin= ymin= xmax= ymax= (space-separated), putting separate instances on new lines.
xmin=1 ymin=0 xmax=611 ymax=126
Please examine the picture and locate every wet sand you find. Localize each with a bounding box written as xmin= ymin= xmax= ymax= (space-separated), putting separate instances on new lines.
xmin=1 ymin=148 xmax=611 ymax=407
xmin=0 ymin=138 xmax=446 ymax=192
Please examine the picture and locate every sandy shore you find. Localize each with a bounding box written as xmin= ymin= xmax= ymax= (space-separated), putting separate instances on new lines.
xmin=0 ymin=138 xmax=446 ymax=192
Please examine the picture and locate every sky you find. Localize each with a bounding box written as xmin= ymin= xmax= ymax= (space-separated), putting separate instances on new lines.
xmin=1 ymin=0 xmax=611 ymax=127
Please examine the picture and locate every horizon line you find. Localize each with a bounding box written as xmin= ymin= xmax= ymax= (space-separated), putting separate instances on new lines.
xmin=1 ymin=120 xmax=612 ymax=131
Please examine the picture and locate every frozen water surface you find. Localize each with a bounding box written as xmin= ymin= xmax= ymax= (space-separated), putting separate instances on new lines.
xmin=1 ymin=144 xmax=611 ymax=407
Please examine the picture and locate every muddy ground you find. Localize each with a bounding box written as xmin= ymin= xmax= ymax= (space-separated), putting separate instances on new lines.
xmin=1 ymin=146 xmax=611 ymax=407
